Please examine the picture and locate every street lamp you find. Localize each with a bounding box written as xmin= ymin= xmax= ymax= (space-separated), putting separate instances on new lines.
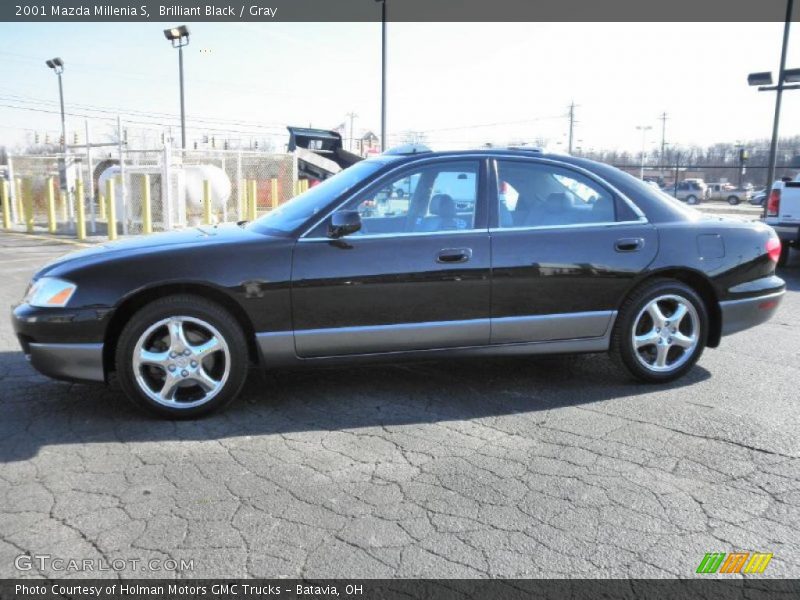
xmin=45 ymin=57 xmax=68 ymax=197
xmin=748 ymin=0 xmax=796 ymax=216
xmin=374 ymin=0 xmax=386 ymax=152
xmin=636 ymin=125 xmax=653 ymax=180
xmin=164 ymin=25 xmax=190 ymax=149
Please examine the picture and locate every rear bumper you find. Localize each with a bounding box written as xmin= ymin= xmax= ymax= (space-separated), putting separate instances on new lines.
xmin=769 ymin=223 xmax=800 ymax=244
xmin=720 ymin=290 xmax=785 ymax=337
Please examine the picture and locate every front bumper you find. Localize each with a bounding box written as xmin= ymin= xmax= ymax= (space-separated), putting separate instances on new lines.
xmin=12 ymin=303 xmax=108 ymax=383
xmin=720 ymin=290 xmax=785 ymax=337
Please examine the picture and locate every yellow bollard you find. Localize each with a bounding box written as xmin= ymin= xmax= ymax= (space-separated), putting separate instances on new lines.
xmin=248 ymin=179 xmax=258 ymax=221
xmin=15 ymin=178 xmax=23 ymax=224
xmin=75 ymin=179 xmax=86 ymax=241
xmin=1 ymin=180 xmax=10 ymax=230
xmin=46 ymin=177 xmax=57 ymax=234
xmin=22 ymin=178 xmax=34 ymax=233
xmin=202 ymin=179 xmax=212 ymax=225
xmin=98 ymin=191 xmax=106 ymax=221
xmin=269 ymin=178 xmax=278 ymax=209
xmin=106 ymin=178 xmax=117 ymax=241
xmin=141 ymin=175 xmax=152 ymax=234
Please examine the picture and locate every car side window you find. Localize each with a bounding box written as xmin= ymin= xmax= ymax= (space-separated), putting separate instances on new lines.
xmin=307 ymin=161 xmax=479 ymax=237
xmin=495 ymin=160 xmax=618 ymax=228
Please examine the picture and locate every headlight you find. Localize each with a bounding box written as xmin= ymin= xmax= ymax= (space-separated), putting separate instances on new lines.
xmin=24 ymin=277 xmax=77 ymax=308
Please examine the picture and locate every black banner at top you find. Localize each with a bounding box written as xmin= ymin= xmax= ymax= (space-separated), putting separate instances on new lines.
xmin=2 ymin=0 xmax=799 ymax=22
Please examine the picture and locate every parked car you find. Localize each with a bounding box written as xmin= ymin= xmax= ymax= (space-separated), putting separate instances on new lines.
xmin=663 ymin=180 xmax=709 ymax=204
xmin=12 ymin=148 xmax=786 ymax=418
xmin=766 ymin=177 xmax=800 ymax=265
xmin=707 ymin=182 xmax=751 ymax=205
xmin=750 ymin=188 xmax=767 ymax=206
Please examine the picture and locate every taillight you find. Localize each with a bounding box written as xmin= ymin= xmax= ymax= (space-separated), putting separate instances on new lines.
xmin=766 ymin=238 xmax=782 ymax=262
xmin=767 ymin=189 xmax=781 ymax=217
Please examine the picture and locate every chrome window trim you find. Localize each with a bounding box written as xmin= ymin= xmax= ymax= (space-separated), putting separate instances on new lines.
xmin=488 ymin=217 xmax=648 ymax=234
xmin=299 ymin=228 xmax=489 ymax=243
xmin=298 ymin=153 xmax=648 ymax=240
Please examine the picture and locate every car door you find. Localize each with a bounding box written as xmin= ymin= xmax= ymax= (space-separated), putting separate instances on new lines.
xmin=489 ymin=158 xmax=658 ymax=344
xmin=291 ymin=158 xmax=491 ymax=357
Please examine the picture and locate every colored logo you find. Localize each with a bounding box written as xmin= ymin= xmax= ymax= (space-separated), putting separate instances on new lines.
xmin=696 ymin=552 xmax=773 ymax=574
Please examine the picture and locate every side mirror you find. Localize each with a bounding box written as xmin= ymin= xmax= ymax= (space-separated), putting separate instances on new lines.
xmin=328 ymin=210 xmax=362 ymax=238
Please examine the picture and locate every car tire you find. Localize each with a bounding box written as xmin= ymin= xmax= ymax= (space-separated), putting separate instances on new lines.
xmin=115 ymin=294 xmax=249 ymax=418
xmin=686 ymin=195 xmax=699 ymax=205
xmin=778 ymin=243 xmax=790 ymax=267
xmin=727 ymin=195 xmax=740 ymax=205
xmin=611 ymin=279 xmax=708 ymax=383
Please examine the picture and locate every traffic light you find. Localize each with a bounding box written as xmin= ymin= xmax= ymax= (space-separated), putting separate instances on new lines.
xmin=73 ymin=132 xmax=79 ymax=144
xmin=202 ymin=135 xmax=209 ymax=144
xmin=254 ymin=140 xmax=259 ymax=149
xmin=224 ymin=139 xmax=229 ymax=150
xmin=34 ymin=132 xmax=40 ymax=144
xmin=211 ymin=136 xmax=216 ymax=148
xmin=59 ymin=134 xmax=64 ymax=145
xmin=739 ymin=148 xmax=749 ymax=163
xmin=45 ymin=133 xmax=50 ymax=144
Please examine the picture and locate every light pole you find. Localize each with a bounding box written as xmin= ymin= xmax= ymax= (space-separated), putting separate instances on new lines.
xmin=636 ymin=125 xmax=652 ymax=180
xmin=164 ymin=25 xmax=190 ymax=149
xmin=375 ymin=0 xmax=387 ymax=151
xmin=45 ymin=57 xmax=67 ymax=195
xmin=748 ymin=0 xmax=797 ymax=216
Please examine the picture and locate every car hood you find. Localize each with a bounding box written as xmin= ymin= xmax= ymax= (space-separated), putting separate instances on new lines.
xmin=38 ymin=224 xmax=277 ymax=277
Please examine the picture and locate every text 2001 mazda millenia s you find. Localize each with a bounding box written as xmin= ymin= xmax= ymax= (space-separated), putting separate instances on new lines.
xmin=12 ymin=147 xmax=786 ymax=418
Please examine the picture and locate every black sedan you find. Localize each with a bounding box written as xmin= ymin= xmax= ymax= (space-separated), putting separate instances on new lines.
xmin=12 ymin=147 xmax=786 ymax=417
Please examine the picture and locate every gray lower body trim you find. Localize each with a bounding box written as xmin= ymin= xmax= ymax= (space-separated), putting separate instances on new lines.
xmin=295 ymin=318 xmax=491 ymax=357
xmin=492 ymin=310 xmax=614 ymax=344
xmin=256 ymin=311 xmax=617 ymax=368
xmin=28 ymin=342 xmax=105 ymax=383
xmin=720 ymin=290 xmax=785 ymax=336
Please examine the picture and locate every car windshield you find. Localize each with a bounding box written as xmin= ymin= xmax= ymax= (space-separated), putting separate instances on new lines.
xmin=246 ymin=160 xmax=387 ymax=235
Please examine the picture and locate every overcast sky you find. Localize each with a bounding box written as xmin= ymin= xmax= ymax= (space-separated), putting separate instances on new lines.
xmin=0 ymin=21 xmax=798 ymax=153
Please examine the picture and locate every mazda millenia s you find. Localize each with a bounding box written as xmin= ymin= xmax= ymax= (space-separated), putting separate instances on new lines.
xmin=12 ymin=147 xmax=786 ymax=418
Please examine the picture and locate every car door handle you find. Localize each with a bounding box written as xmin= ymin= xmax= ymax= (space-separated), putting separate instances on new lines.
xmin=436 ymin=248 xmax=472 ymax=263
xmin=615 ymin=237 xmax=644 ymax=252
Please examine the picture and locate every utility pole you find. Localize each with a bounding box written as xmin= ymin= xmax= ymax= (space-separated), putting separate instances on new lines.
xmin=346 ymin=112 xmax=358 ymax=152
xmin=636 ymin=125 xmax=653 ymax=180
xmin=766 ymin=0 xmax=794 ymax=201
xmin=659 ymin=112 xmax=668 ymax=166
xmin=567 ymin=101 xmax=576 ymax=154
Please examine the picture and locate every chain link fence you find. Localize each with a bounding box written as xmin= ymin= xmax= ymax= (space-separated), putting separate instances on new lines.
xmin=2 ymin=148 xmax=301 ymax=239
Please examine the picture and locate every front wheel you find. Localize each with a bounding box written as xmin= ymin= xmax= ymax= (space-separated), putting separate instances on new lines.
xmin=116 ymin=294 xmax=249 ymax=418
xmin=611 ymin=279 xmax=708 ymax=383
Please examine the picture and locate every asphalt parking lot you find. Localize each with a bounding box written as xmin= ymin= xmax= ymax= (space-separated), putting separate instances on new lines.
xmin=0 ymin=230 xmax=799 ymax=579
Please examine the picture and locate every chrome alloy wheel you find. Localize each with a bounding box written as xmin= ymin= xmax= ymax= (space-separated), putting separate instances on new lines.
xmin=631 ymin=294 xmax=699 ymax=373
xmin=132 ymin=316 xmax=231 ymax=409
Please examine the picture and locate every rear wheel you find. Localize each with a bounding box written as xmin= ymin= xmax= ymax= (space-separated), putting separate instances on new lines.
xmin=686 ymin=195 xmax=699 ymax=205
xmin=727 ymin=195 xmax=740 ymax=205
xmin=116 ymin=295 xmax=249 ymax=418
xmin=611 ymin=279 xmax=708 ymax=383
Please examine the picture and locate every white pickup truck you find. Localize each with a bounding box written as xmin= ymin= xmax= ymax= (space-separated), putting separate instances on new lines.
xmin=766 ymin=177 xmax=800 ymax=265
